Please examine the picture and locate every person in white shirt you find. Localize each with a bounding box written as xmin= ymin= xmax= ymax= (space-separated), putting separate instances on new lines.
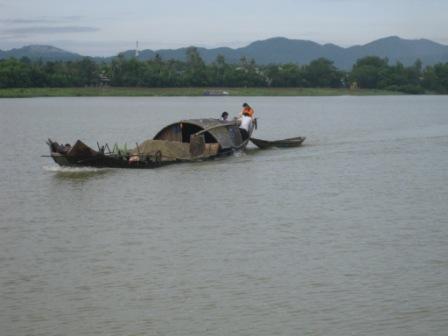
xmin=238 ymin=112 xmax=253 ymax=140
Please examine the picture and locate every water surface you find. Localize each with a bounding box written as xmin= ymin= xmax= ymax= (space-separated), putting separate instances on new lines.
xmin=1 ymin=96 xmax=448 ymax=336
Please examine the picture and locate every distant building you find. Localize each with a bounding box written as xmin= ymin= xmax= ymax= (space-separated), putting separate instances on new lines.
xmin=203 ymin=90 xmax=229 ymax=96
xmin=99 ymin=72 xmax=111 ymax=87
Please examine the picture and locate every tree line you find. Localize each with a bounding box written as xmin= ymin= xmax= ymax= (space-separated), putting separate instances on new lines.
xmin=0 ymin=47 xmax=447 ymax=93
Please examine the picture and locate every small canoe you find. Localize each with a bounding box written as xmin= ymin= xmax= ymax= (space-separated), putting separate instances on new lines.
xmin=250 ymin=136 xmax=306 ymax=149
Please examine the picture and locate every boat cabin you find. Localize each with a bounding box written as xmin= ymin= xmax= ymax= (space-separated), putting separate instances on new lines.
xmin=153 ymin=118 xmax=246 ymax=151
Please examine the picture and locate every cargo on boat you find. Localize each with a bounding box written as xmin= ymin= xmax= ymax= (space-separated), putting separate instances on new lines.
xmin=47 ymin=118 xmax=254 ymax=169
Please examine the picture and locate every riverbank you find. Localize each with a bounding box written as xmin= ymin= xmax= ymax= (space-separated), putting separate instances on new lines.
xmin=0 ymin=87 xmax=404 ymax=98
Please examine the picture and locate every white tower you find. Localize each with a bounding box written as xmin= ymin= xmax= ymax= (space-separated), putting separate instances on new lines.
xmin=135 ymin=41 xmax=139 ymax=58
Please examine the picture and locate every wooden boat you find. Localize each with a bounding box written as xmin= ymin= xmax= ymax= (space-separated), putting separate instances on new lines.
xmin=47 ymin=118 xmax=254 ymax=169
xmin=250 ymin=136 xmax=306 ymax=149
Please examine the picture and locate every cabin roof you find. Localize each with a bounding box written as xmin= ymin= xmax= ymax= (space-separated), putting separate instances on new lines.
xmin=180 ymin=118 xmax=233 ymax=130
xmin=153 ymin=118 xmax=242 ymax=149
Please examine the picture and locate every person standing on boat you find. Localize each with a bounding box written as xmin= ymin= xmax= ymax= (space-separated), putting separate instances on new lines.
xmin=239 ymin=103 xmax=255 ymax=119
xmin=238 ymin=112 xmax=253 ymax=140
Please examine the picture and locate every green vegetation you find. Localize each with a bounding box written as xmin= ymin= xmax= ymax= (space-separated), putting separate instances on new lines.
xmin=0 ymin=47 xmax=447 ymax=97
xmin=0 ymin=87 xmax=400 ymax=98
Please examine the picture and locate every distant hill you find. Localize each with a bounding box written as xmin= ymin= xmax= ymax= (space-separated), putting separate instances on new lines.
xmin=341 ymin=36 xmax=448 ymax=69
xmin=2 ymin=36 xmax=448 ymax=69
xmin=0 ymin=45 xmax=84 ymax=62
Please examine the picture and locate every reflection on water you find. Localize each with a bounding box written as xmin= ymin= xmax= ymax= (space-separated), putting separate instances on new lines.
xmin=1 ymin=96 xmax=448 ymax=336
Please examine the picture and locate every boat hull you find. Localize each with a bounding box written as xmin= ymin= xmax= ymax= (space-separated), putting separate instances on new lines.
xmin=50 ymin=152 xmax=171 ymax=169
xmin=250 ymin=137 xmax=305 ymax=149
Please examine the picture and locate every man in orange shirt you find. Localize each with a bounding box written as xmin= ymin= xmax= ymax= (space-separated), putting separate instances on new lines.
xmin=239 ymin=102 xmax=254 ymax=119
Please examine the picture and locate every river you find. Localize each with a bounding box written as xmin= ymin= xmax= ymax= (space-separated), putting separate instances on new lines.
xmin=1 ymin=96 xmax=447 ymax=336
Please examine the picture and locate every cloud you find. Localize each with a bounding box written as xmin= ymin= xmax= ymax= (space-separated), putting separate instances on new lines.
xmin=0 ymin=16 xmax=83 ymax=24
xmin=2 ymin=26 xmax=99 ymax=36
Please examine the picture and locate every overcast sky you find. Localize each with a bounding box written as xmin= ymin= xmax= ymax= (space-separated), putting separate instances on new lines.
xmin=0 ymin=0 xmax=447 ymax=56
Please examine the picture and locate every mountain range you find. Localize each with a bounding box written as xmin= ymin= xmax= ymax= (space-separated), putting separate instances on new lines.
xmin=1 ymin=36 xmax=448 ymax=69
